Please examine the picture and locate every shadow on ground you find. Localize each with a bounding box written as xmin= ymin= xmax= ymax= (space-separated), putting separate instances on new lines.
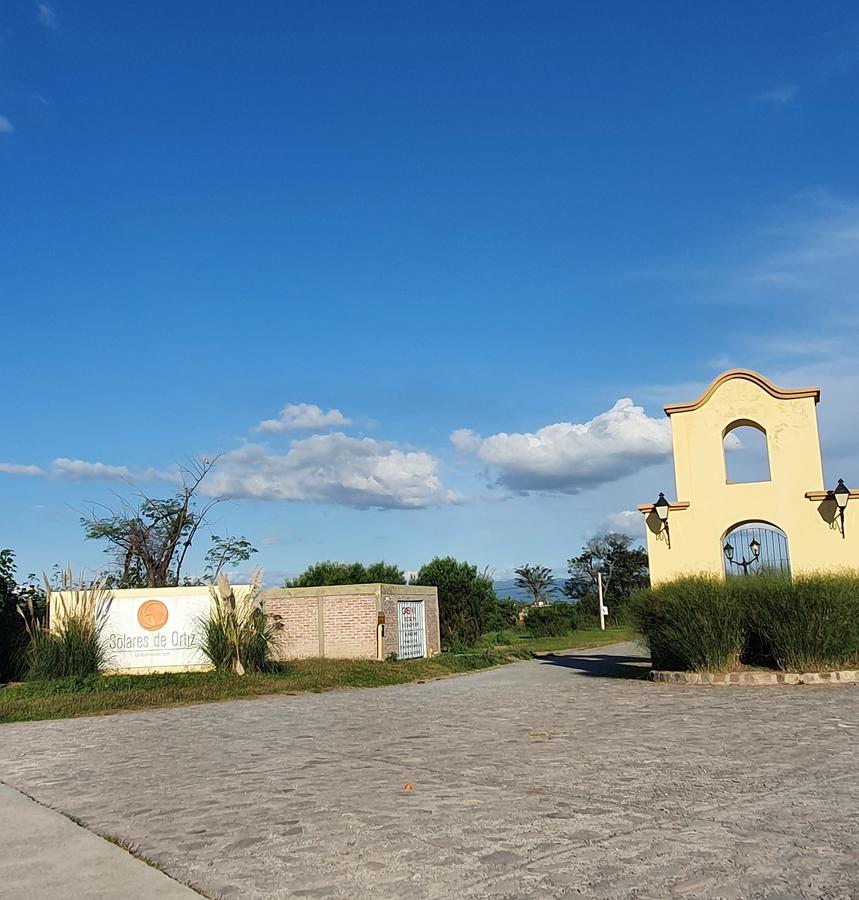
xmin=536 ymin=651 xmax=652 ymax=680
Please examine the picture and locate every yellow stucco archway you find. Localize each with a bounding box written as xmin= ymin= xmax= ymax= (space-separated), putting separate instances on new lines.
xmin=638 ymin=370 xmax=859 ymax=585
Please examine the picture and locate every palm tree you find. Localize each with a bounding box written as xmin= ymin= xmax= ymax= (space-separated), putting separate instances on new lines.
xmin=514 ymin=564 xmax=557 ymax=606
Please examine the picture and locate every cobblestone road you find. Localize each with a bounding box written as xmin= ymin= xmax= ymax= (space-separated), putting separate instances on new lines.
xmin=1 ymin=643 xmax=857 ymax=899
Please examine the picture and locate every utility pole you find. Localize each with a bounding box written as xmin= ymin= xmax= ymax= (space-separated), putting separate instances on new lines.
xmin=598 ymin=571 xmax=607 ymax=631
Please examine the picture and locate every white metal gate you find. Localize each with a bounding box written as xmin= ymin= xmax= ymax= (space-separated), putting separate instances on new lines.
xmin=397 ymin=600 xmax=426 ymax=660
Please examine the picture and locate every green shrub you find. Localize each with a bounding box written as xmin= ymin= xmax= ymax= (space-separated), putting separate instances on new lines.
xmin=200 ymin=570 xmax=282 ymax=674
xmin=746 ymin=573 xmax=859 ymax=672
xmin=485 ymin=597 xmax=521 ymax=631
xmin=629 ymin=576 xmax=744 ymax=672
xmin=631 ymin=572 xmax=859 ymax=673
xmin=412 ymin=557 xmax=498 ymax=648
xmin=21 ymin=571 xmax=113 ymax=680
xmin=525 ymin=603 xmax=579 ymax=637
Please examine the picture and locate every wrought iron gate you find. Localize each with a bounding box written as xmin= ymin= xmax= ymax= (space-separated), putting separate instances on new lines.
xmin=397 ymin=600 xmax=426 ymax=659
xmin=723 ymin=522 xmax=790 ymax=577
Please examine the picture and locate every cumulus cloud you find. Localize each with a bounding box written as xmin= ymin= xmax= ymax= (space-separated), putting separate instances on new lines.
xmin=0 ymin=116 xmax=15 ymax=135
xmin=449 ymin=428 xmax=482 ymax=453
xmin=451 ymin=399 xmax=671 ymax=493
xmin=257 ymin=403 xmax=353 ymax=434
xmin=202 ymin=434 xmax=457 ymax=509
xmin=0 ymin=462 xmax=44 ymax=476
xmin=597 ymin=509 xmax=646 ymax=539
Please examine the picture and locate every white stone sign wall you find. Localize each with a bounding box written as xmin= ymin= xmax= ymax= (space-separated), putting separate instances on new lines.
xmin=100 ymin=590 xmax=213 ymax=671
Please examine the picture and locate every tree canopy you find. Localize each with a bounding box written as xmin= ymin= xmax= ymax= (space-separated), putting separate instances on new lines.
xmin=284 ymin=560 xmax=406 ymax=588
xmin=82 ymin=458 xmax=219 ymax=588
xmin=564 ymin=533 xmax=649 ymax=611
xmin=412 ymin=557 xmax=497 ymax=647
xmin=513 ymin=564 xmax=557 ymax=605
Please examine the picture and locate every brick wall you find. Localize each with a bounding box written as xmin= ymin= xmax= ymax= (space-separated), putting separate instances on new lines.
xmin=262 ymin=584 xmax=440 ymax=661
xmin=264 ymin=593 xmax=320 ymax=660
xmin=322 ymin=594 xmax=377 ymax=659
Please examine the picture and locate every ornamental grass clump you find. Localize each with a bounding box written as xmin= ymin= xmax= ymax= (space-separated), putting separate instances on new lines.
xmin=632 ymin=571 xmax=859 ymax=673
xmin=20 ymin=569 xmax=113 ymax=680
xmin=629 ymin=575 xmax=744 ymax=672
xmin=744 ymin=572 xmax=859 ymax=672
xmin=200 ymin=569 xmax=282 ymax=674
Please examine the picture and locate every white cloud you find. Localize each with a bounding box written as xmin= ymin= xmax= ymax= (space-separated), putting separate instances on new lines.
xmin=50 ymin=458 xmax=132 ymax=481
xmin=0 ymin=462 xmax=44 ymax=476
xmin=755 ymin=85 xmax=797 ymax=104
xmin=36 ymin=3 xmax=58 ymax=29
xmin=202 ymin=434 xmax=457 ymax=509
xmin=451 ymin=399 xmax=672 ymax=494
xmin=0 ymin=116 xmax=15 ymax=135
xmin=597 ymin=509 xmax=646 ymax=539
xmin=257 ymin=403 xmax=353 ymax=433
xmin=449 ymin=428 xmax=482 ymax=453
xmin=0 ymin=457 xmax=180 ymax=484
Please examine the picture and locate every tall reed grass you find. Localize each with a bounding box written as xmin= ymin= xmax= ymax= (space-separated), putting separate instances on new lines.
xmin=630 ymin=572 xmax=859 ymax=673
xmin=199 ymin=569 xmax=282 ymax=674
xmin=19 ymin=569 xmax=113 ymax=679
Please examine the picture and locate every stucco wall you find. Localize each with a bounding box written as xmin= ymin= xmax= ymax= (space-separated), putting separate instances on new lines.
xmin=262 ymin=584 xmax=440 ymax=661
xmin=640 ymin=371 xmax=859 ymax=584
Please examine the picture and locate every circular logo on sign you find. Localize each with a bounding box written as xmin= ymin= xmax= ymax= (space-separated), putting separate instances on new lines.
xmin=403 ymin=607 xmax=411 ymax=616
xmin=137 ymin=600 xmax=169 ymax=632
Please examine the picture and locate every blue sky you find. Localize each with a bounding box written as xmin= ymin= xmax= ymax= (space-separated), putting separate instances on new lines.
xmin=2 ymin=2 xmax=859 ymax=583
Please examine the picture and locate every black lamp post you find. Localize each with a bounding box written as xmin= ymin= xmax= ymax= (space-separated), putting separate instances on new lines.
xmin=832 ymin=478 xmax=850 ymax=539
xmin=724 ymin=537 xmax=761 ymax=575
xmin=654 ymin=492 xmax=671 ymax=548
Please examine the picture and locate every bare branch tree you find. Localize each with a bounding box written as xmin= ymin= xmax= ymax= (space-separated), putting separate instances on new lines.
xmin=81 ymin=456 xmax=224 ymax=588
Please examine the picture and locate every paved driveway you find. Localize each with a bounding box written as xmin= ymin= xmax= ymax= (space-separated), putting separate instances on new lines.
xmin=0 ymin=643 xmax=857 ymax=899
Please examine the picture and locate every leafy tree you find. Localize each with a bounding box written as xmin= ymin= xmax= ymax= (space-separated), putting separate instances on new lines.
xmin=82 ymin=458 xmax=221 ymax=588
xmin=204 ymin=535 xmax=258 ymax=580
xmin=0 ymin=550 xmax=48 ymax=681
xmin=412 ymin=557 xmax=497 ymax=647
xmin=514 ymin=564 xmax=557 ymax=606
xmin=284 ymin=560 xmax=406 ymax=588
xmin=0 ymin=549 xmax=25 ymax=681
xmin=564 ymin=533 xmax=649 ymax=619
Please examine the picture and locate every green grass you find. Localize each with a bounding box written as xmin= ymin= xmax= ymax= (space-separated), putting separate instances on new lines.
xmin=487 ymin=625 xmax=635 ymax=655
xmin=0 ymin=627 xmax=630 ymax=724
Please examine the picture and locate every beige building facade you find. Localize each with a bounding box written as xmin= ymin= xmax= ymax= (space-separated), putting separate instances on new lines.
xmin=261 ymin=583 xmax=441 ymax=661
xmin=639 ymin=370 xmax=859 ymax=585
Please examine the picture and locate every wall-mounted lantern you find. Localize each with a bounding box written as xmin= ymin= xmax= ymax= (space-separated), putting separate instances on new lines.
xmin=724 ymin=537 xmax=761 ymax=575
xmin=654 ymin=492 xmax=671 ymax=548
xmin=832 ymin=478 xmax=850 ymax=538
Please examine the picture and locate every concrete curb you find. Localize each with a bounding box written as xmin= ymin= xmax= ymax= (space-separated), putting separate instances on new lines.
xmin=650 ymin=669 xmax=859 ymax=686
xmin=0 ymin=782 xmax=202 ymax=899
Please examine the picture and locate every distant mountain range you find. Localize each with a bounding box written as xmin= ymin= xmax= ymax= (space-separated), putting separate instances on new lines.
xmin=493 ymin=577 xmax=569 ymax=604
